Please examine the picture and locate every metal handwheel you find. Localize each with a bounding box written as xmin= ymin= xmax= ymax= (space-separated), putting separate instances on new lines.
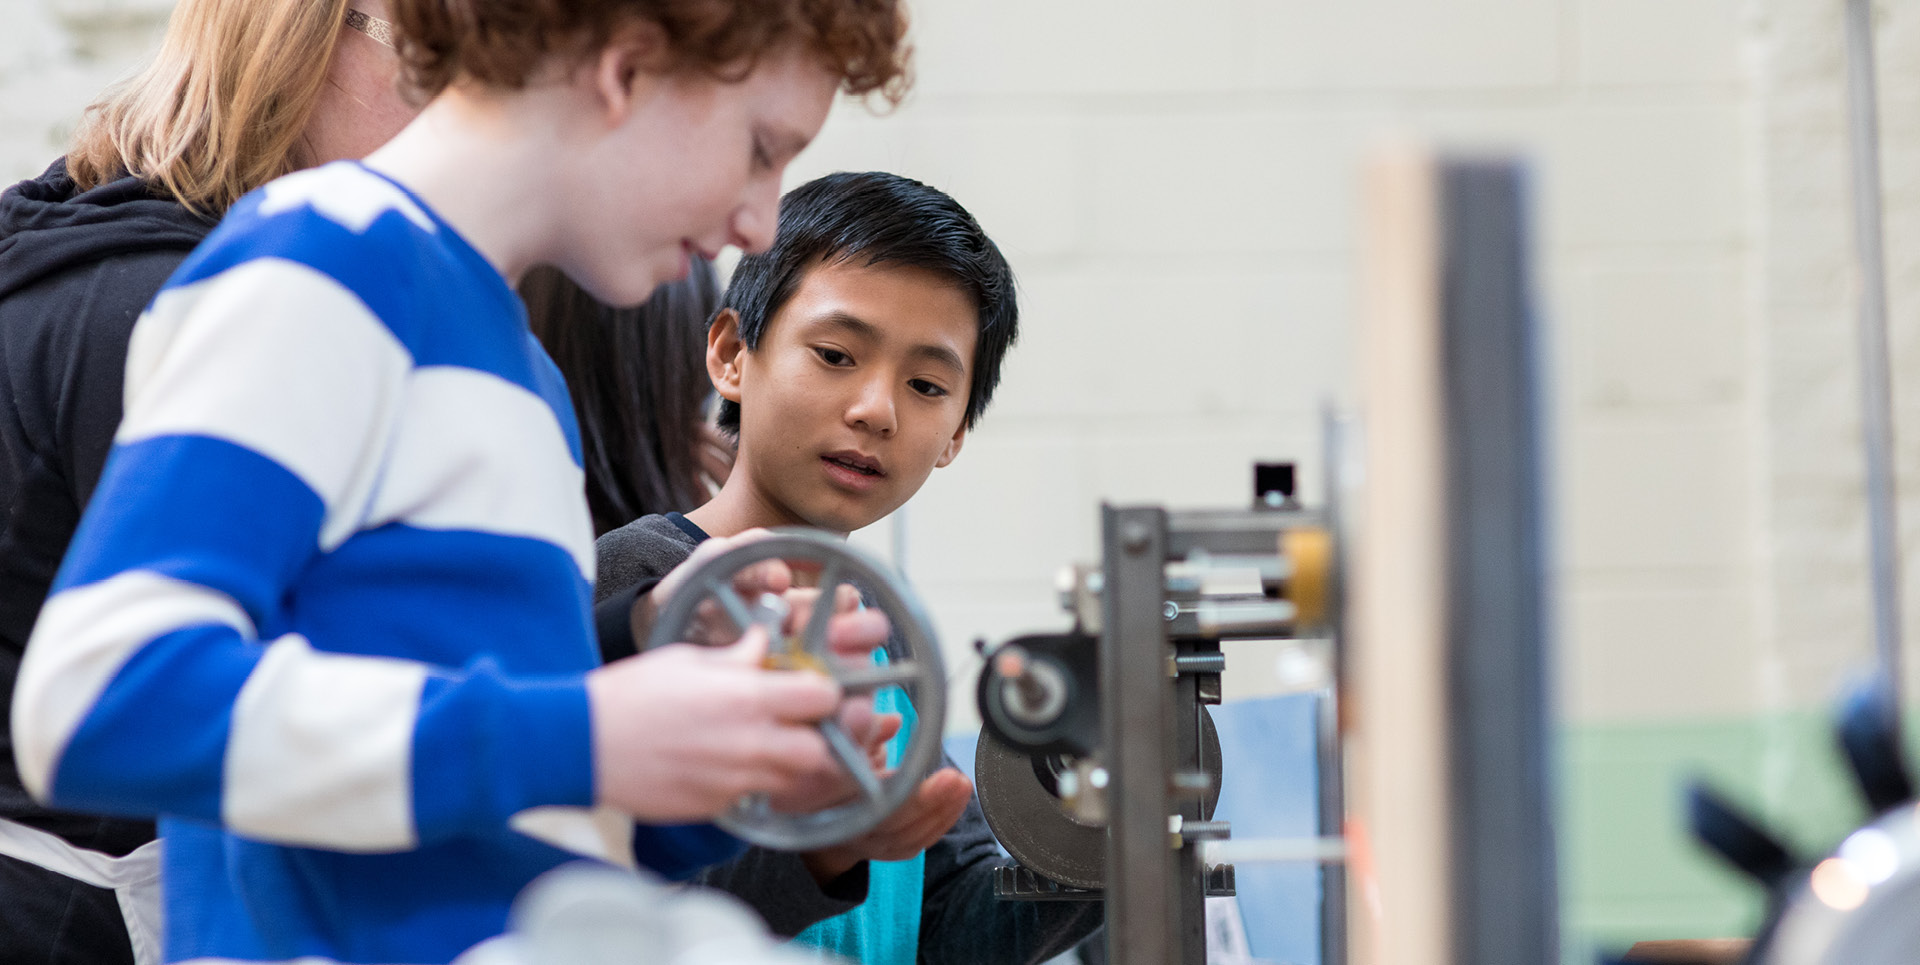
xmin=643 ymin=529 xmax=947 ymax=851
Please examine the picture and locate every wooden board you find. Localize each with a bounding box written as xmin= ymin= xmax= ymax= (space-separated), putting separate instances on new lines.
xmin=1348 ymin=146 xmax=1450 ymax=965
xmin=1346 ymin=150 xmax=1556 ymax=965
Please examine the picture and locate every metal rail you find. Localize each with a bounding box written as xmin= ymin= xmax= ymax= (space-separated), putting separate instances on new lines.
xmin=1845 ymin=0 xmax=1903 ymax=706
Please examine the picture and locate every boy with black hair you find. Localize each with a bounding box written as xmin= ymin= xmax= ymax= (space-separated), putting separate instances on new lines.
xmin=596 ymin=171 xmax=1100 ymax=965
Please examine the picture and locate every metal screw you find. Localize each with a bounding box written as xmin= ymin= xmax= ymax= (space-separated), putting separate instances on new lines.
xmin=1182 ymin=820 xmax=1232 ymax=841
xmin=1122 ymin=521 xmax=1152 ymax=554
xmin=1173 ymin=653 xmax=1227 ymax=675
xmin=1163 ymin=601 xmax=1180 ymax=621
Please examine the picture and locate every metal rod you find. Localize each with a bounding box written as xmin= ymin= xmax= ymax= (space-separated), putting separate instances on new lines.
xmin=1203 ymin=836 xmax=1349 ymax=865
xmin=1845 ymin=0 xmax=1903 ymax=704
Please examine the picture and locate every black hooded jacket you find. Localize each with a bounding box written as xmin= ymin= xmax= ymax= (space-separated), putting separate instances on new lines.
xmin=0 ymin=158 xmax=212 ymax=852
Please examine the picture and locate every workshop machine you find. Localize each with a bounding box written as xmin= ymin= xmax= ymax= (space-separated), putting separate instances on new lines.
xmin=972 ymin=463 xmax=1342 ymax=965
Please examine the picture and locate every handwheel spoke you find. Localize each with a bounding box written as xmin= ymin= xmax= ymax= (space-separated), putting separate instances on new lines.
xmin=818 ymin=720 xmax=885 ymax=804
xmin=835 ymin=661 xmax=923 ymax=693
xmin=802 ymin=563 xmax=846 ymax=657
xmin=709 ymin=583 xmax=755 ymax=635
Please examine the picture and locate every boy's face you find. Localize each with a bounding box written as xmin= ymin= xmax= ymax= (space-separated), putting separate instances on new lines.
xmin=564 ymin=46 xmax=836 ymax=307
xmin=712 ymin=259 xmax=978 ymax=535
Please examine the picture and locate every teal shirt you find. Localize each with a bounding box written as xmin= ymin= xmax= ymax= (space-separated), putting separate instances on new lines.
xmin=793 ymin=653 xmax=923 ymax=964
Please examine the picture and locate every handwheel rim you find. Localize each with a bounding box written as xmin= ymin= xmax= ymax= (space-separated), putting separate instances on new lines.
xmin=643 ymin=529 xmax=947 ymax=850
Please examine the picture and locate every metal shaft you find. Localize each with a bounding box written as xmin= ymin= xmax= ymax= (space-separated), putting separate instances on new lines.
xmin=1845 ymin=0 xmax=1903 ymax=705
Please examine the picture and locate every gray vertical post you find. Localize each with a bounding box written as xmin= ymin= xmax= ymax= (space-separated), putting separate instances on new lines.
xmin=1318 ymin=407 xmax=1348 ymax=965
xmin=1315 ymin=685 xmax=1346 ymax=965
xmin=1438 ymin=158 xmax=1556 ymax=965
xmin=1101 ymin=506 xmax=1198 ymax=965
xmin=1844 ymin=0 xmax=1903 ymax=704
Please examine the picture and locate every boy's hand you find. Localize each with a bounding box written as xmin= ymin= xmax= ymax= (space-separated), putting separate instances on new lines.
xmin=589 ymin=626 xmax=853 ymax=822
xmin=606 ymin=528 xmax=907 ymax=826
xmin=636 ymin=530 xmax=792 ymax=647
xmin=763 ymin=703 xmax=902 ymax=814
xmin=634 ymin=529 xmax=888 ymax=660
xmin=798 ymin=767 xmax=975 ymax=885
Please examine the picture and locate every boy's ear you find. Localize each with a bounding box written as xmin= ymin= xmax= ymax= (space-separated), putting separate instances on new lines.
xmin=934 ymin=421 xmax=967 ymax=469
xmin=708 ymin=308 xmax=746 ymax=404
xmin=588 ymin=19 xmax=668 ymax=124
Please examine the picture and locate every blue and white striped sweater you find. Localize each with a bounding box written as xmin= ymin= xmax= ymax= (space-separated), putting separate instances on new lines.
xmin=11 ymin=162 xmax=739 ymax=964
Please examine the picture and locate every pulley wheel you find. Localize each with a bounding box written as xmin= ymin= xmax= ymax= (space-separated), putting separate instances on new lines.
xmin=644 ymin=529 xmax=946 ymax=850
xmin=975 ymin=707 xmax=1221 ymax=890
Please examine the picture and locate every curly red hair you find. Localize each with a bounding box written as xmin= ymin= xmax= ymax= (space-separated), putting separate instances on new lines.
xmin=392 ymin=0 xmax=910 ymax=105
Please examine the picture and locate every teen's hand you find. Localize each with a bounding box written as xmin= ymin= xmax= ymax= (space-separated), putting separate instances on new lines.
xmin=631 ymin=530 xmax=890 ymax=660
xmin=782 ymin=581 xmax=885 ymax=660
xmin=764 ymin=703 xmax=902 ymax=815
xmin=634 ymin=529 xmax=793 ymax=647
xmin=799 ymin=767 xmax=975 ymax=885
xmin=588 ymin=626 xmax=850 ymax=822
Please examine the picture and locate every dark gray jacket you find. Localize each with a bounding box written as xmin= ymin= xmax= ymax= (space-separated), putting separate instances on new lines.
xmin=0 ymin=158 xmax=216 ymax=965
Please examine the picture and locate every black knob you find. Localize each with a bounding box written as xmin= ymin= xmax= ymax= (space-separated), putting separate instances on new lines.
xmin=1687 ymin=781 xmax=1795 ymax=893
xmin=1836 ymin=676 xmax=1914 ymax=814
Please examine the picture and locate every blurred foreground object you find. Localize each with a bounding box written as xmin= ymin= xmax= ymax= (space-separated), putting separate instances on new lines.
xmin=1688 ymin=678 xmax=1920 ymax=965
xmin=457 ymin=863 xmax=834 ymax=965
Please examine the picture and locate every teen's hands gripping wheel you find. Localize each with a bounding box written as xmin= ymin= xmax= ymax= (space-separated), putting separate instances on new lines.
xmin=645 ymin=529 xmax=947 ymax=851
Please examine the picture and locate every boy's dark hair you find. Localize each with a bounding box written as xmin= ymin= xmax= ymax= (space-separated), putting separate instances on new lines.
xmin=717 ymin=171 xmax=1017 ymax=433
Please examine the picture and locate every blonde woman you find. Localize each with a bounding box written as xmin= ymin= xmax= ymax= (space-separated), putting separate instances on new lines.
xmin=0 ymin=3 xmax=411 ymax=961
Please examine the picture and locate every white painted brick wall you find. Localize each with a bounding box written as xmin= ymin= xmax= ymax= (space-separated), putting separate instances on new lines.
xmin=5 ymin=0 xmax=1915 ymax=737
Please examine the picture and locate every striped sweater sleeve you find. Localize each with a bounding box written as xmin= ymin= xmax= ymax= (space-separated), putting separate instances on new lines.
xmin=9 ymin=223 xmax=595 ymax=852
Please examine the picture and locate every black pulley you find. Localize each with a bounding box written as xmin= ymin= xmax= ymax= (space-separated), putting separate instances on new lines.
xmin=977 ymin=632 xmax=1099 ymax=757
xmin=975 ymin=708 xmax=1222 ymax=891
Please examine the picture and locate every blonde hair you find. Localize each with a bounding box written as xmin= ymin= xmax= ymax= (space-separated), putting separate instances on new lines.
xmin=66 ymin=0 xmax=350 ymax=216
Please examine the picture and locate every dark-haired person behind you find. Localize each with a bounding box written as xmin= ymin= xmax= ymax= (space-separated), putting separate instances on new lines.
xmin=521 ymin=258 xmax=730 ymax=538
xmin=594 ymin=171 xmax=1102 ymax=965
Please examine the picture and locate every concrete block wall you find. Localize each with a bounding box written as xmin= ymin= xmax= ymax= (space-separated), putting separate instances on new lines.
xmin=4 ymin=0 xmax=1916 ymax=955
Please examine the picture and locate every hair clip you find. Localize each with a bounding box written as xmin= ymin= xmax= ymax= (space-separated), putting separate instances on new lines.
xmin=344 ymin=8 xmax=396 ymax=49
